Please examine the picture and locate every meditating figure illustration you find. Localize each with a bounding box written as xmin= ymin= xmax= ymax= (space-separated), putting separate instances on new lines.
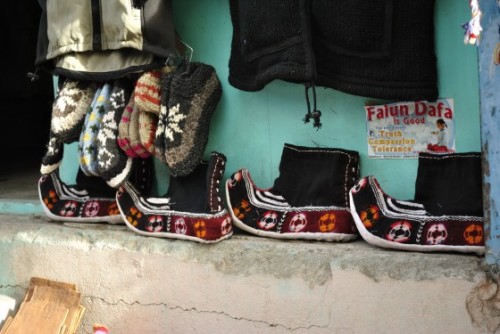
xmin=427 ymin=118 xmax=451 ymax=152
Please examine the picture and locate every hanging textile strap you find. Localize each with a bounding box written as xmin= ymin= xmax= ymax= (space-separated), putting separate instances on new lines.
xmin=303 ymin=83 xmax=322 ymax=129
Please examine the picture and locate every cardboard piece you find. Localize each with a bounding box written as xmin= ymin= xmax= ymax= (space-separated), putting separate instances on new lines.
xmin=0 ymin=277 xmax=85 ymax=334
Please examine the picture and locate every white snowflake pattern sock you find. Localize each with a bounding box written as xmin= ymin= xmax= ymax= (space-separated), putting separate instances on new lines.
xmin=96 ymin=79 xmax=134 ymax=187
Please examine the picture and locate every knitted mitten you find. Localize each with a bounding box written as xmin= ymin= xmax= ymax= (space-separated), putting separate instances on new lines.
xmin=79 ymin=84 xmax=111 ymax=176
xmin=164 ymin=62 xmax=222 ymax=176
xmin=96 ymin=79 xmax=134 ymax=187
xmin=41 ymin=79 xmax=98 ymax=175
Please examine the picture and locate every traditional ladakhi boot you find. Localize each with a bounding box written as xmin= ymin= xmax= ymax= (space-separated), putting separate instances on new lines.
xmin=349 ymin=152 xmax=485 ymax=254
xmin=116 ymin=152 xmax=233 ymax=243
xmin=226 ymin=143 xmax=360 ymax=241
xmin=38 ymin=158 xmax=153 ymax=224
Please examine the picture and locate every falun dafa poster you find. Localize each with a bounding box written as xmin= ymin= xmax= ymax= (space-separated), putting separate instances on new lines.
xmin=365 ymin=99 xmax=455 ymax=158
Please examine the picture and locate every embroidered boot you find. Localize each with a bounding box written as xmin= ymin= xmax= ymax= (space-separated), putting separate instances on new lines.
xmin=349 ymin=152 xmax=485 ymax=254
xmin=226 ymin=143 xmax=360 ymax=241
xmin=38 ymin=158 xmax=153 ymax=224
xmin=116 ymin=152 xmax=232 ymax=243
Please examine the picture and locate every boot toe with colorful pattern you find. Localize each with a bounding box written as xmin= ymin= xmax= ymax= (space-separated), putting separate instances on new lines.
xmin=116 ymin=182 xmax=232 ymax=243
xmin=226 ymin=169 xmax=358 ymax=242
xmin=38 ymin=170 xmax=122 ymax=224
xmin=349 ymin=176 xmax=485 ymax=255
xmin=116 ymin=152 xmax=233 ymax=243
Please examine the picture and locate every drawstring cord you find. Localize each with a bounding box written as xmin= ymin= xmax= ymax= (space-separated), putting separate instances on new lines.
xmin=303 ymin=83 xmax=322 ymax=129
xmin=27 ymin=67 xmax=40 ymax=82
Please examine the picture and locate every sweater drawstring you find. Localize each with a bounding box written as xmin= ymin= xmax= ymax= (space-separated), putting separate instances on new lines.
xmin=303 ymin=83 xmax=322 ymax=130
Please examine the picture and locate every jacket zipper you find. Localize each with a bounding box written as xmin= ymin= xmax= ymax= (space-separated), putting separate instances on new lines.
xmin=91 ymin=0 xmax=102 ymax=51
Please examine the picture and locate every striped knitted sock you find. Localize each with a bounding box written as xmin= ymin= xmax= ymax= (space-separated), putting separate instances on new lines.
xmin=139 ymin=111 xmax=158 ymax=155
xmin=117 ymin=94 xmax=139 ymax=158
xmin=134 ymin=70 xmax=162 ymax=114
xmin=129 ymin=101 xmax=151 ymax=158
xmin=79 ymin=84 xmax=111 ymax=176
xmin=96 ymin=79 xmax=134 ymax=187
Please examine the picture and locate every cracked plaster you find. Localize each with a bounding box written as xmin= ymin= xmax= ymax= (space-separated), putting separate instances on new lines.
xmin=0 ymin=214 xmax=488 ymax=333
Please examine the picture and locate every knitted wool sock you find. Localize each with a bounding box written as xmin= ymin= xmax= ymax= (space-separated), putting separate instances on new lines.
xmin=51 ymin=79 xmax=98 ymax=143
xmin=117 ymin=94 xmax=139 ymax=158
xmin=79 ymin=84 xmax=111 ymax=176
xmin=78 ymin=87 xmax=102 ymax=176
xmin=134 ymin=70 xmax=162 ymax=114
xmin=154 ymin=70 xmax=175 ymax=163
xmin=96 ymin=79 xmax=134 ymax=187
xmin=40 ymin=136 xmax=63 ymax=174
xmin=139 ymin=111 xmax=158 ymax=155
xmin=164 ymin=62 xmax=222 ymax=177
xmin=129 ymin=101 xmax=151 ymax=158
xmin=40 ymin=79 xmax=98 ymax=175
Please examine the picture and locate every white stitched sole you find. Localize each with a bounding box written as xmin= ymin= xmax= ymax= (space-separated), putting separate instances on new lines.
xmin=226 ymin=180 xmax=357 ymax=242
xmin=38 ymin=177 xmax=123 ymax=224
xmin=349 ymin=190 xmax=485 ymax=255
xmin=116 ymin=191 xmax=232 ymax=244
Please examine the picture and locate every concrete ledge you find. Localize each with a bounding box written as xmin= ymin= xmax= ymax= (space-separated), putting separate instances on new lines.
xmin=0 ymin=214 xmax=488 ymax=333
xmin=0 ymin=200 xmax=43 ymax=215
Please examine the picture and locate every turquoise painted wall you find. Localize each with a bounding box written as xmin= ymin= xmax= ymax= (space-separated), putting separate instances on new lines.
xmin=57 ymin=0 xmax=480 ymax=202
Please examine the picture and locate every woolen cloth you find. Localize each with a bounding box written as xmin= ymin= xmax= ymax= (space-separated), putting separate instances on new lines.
xmin=228 ymin=0 xmax=438 ymax=101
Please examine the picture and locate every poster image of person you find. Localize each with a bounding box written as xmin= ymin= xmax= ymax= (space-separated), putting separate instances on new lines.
xmin=365 ymin=99 xmax=455 ymax=159
xmin=427 ymin=118 xmax=454 ymax=153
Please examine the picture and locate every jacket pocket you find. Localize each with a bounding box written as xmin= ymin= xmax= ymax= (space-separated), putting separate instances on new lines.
xmin=311 ymin=0 xmax=393 ymax=58
xmin=100 ymin=0 xmax=142 ymax=50
xmin=235 ymin=0 xmax=304 ymax=62
xmin=46 ymin=0 xmax=94 ymax=57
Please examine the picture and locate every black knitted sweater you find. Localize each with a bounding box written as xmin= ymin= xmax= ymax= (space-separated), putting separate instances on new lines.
xmin=228 ymin=0 xmax=438 ymax=102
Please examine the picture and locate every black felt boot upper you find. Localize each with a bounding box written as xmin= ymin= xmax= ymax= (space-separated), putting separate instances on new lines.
xmin=272 ymin=144 xmax=360 ymax=208
xmin=167 ymin=152 xmax=226 ymax=213
xmin=414 ymin=152 xmax=483 ymax=217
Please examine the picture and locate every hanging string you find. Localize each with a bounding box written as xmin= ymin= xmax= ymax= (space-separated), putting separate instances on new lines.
xmin=303 ymin=83 xmax=322 ymax=130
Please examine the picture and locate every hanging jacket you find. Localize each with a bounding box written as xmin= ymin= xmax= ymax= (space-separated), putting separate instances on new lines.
xmin=228 ymin=0 xmax=438 ymax=102
xmin=35 ymin=0 xmax=177 ymax=81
